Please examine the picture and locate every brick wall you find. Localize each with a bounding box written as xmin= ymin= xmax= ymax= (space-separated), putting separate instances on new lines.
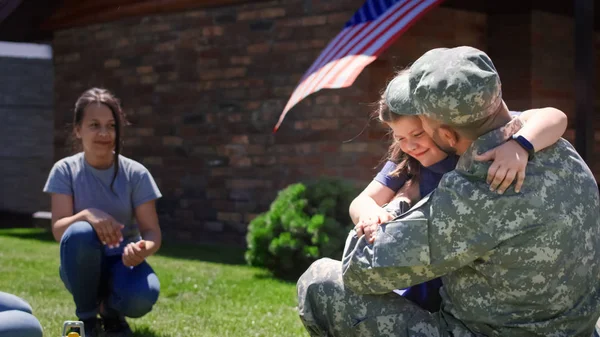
xmin=530 ymin=11 xmax=600 ymax=181
xmin=0 ymin=56 xmax=54 ymax=214
xmin=531 ymin=12 xmax=575 ymax=137
xmin=52 ymin=1 xmax=485 ymax=244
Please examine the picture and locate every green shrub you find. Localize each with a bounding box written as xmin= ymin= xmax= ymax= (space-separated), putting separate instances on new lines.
xmin=245 ymin=177 xmax=358 ymax=280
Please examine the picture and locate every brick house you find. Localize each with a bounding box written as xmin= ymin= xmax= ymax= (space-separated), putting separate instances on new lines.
xmin=0 ymin=42 xmax=53 ymax=215
xmin=1 ymin=0 xmax=598 ymax=244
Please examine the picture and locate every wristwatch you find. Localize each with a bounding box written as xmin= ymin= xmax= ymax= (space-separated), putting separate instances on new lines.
xmin=510 ymin=134 xmax=535 ymax=159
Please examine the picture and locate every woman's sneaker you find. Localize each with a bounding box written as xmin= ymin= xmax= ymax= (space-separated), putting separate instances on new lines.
xmin=81 ymin=317 xmax=101 ymax=337
xmin=101 ymin=315 xmax=133 ymax=337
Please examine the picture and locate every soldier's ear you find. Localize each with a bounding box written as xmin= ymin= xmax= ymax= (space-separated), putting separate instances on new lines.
xmin=438 ymin=125 xmax=458 ymax=147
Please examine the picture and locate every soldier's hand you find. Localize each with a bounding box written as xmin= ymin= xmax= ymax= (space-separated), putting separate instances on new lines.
xmin=474 ymin=140 xmax=528 ymax=194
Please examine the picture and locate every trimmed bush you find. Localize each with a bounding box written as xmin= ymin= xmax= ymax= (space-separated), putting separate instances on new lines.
xmin=245 ymin=178 xmax=357 ymax=279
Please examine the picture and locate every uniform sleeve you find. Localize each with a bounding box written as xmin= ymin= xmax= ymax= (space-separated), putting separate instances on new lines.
xmin=342 ymin=171 xmax=513 ymax=295
xmin=132 ymin=168 xmax=162 ymax=208
xmin=43 ymin=161 xmax=73 ymax=195
xmin=373 ymin=161 xmax=408 ymax=193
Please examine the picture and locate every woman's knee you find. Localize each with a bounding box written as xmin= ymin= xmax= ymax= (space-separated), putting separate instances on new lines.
xmin=61 ymin=221 xmax=97 ymax=243
xmin=120 ymin=272 xmax=160 ymax=318
xmin=0 ymin=292 xmax=32 ymax=314
xmin=60 ymin=221 xmax=101 ymax=254
xmin=0 ymin=310 xmax=43 ymax=337
xmin=121 ymin=286 xmax=160 ymax=318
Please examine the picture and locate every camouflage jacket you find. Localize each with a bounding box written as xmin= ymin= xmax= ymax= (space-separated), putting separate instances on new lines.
xmin=342 ymin=118 xmax=600 ymax=336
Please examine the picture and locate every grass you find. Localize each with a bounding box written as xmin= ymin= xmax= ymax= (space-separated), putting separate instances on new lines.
xmin=0 ymin=228 xmax=307 ymax=337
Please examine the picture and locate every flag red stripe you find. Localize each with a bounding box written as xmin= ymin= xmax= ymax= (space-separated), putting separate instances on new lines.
xmin=321 ymin=0 xmax=426 ymax=88
xmin=294 ymin=23 xmax=371 ymax=102
xmin=334 ymin=0 xmax=443 ymax=87
xmin=299 ymin=0 xmax=415 ymax=99
xmin=288 ymin=26 xmax=359 ymax=107
xmin=300 ymin=25 xmax=357 ymax=82
xmin=274 ymin=0 xmax=446 ymax=132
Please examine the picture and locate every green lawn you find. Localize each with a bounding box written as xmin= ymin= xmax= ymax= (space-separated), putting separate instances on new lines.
xmin=0 ymin=228 xmax=307 ymax=337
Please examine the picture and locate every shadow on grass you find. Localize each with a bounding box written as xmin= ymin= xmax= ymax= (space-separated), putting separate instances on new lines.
xmin=0 ymin=226 xmax=305 ymax=284
xmin=0 ymin=225 xmax=247 ymax=266
xmin=0 ymin=226 xmax=310 ymax=287
xmin=0 ymin=211 xmax=56 ymax=241
xmin=253 ymin=270 xmax=298 ymax=284
xmin=0 ymin=227 xmax=55 ymax=242
xmin=156 ymin=240 xmax=247 ymax=266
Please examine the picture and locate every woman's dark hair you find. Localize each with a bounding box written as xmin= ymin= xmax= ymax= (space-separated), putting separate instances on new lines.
xmin=72 ymin=88 xmax=128 ymax=191
xmin=375 ymin=70 xmax=420 ymax=184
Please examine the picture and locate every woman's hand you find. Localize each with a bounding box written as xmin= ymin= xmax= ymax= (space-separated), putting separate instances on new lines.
xmin=122 ymin=240 xmax=149 ymax=268
xmin=85 ymin=208 xmax=124 ymax=248
xmin=474 ymin=140 xmax=528 ymax=194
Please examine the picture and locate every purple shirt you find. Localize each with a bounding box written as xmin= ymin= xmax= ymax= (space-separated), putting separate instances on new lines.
xmin=374 ymin=155 xmax=459 ymax=198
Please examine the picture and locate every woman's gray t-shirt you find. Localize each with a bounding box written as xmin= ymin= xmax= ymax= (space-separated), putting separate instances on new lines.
xmin=43 ymin=152 xmax=162 ymax=255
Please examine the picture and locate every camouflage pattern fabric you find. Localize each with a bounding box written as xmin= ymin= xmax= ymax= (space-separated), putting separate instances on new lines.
xmin=386 ymin=46 xmax=503 ymax=125
xmin=382 ymin=197 xmax=412 ymax=219
xmin=385 ymin=71 xmax=418 ymax=117
xmin=297 ymin=258 xmax=473 ymax=337
xmin=298 ymin=117 xmax=600 ymax=336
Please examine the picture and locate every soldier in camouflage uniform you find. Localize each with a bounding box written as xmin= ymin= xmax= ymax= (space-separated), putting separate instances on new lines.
xmin=296 ymin=46 xmax=600 ymax=337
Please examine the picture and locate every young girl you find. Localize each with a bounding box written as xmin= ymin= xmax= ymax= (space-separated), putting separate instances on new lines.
xmin=350 ymin=71 xmax=568 ymax=312
xmin=43 ymin=88 xmax=162 ymax=337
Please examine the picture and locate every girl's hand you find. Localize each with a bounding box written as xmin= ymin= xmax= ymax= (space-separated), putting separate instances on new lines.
xmin=354 ymin=209 xmax=393 ymax=244
xmin=474 ymin=140 xmax=529 ymax=194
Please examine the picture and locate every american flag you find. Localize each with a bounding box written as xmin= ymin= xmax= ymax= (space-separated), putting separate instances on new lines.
xmin=274 ymin=0 xmax=445 ymax=132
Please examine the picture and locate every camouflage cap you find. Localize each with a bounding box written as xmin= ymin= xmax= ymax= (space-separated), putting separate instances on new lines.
xmin=408 ymin=46 xmax=503 ymax=125
xmin=383 ymin=71 xmax=418 ymax=116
